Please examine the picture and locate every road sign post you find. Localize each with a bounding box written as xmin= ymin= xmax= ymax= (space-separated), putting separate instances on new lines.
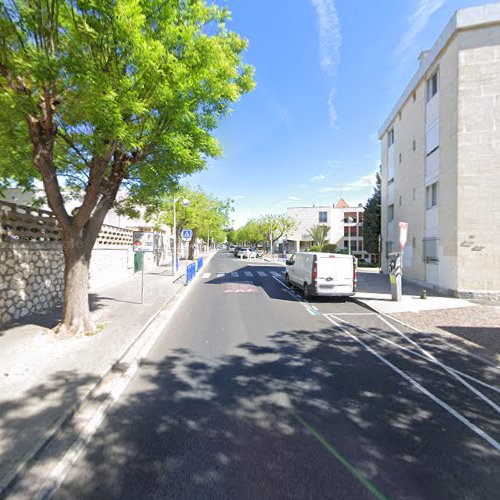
xmin=133 ymin=231 xmax=155 ymax=304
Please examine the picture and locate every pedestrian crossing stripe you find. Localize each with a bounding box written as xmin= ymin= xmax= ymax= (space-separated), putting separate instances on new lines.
xmin=201 ymin=270 xmax=285 ymax=279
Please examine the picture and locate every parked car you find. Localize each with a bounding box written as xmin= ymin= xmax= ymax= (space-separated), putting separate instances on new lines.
xmin=236 ymin=247 xmax=257 ymax=259
xmin=285 ymin=252 xmax=357 ymax=299
xmin=233 ymin=246 xmax=242 ymax=256
xmin=228 ymin=245 xmax=235 ymax=253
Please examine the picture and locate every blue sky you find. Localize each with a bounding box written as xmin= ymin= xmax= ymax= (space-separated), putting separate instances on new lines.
xmin=189 ymin=0 xmax=487 ymax=227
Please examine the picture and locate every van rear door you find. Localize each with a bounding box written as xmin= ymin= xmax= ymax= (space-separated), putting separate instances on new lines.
xmin=315 ymin=254 xmax=354 ymax=295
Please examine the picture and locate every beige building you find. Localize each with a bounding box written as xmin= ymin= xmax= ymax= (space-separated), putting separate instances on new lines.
xmin=379 ymin=3 xmax=500 ymax=298
xmin=286 ymin=199 xmax=377 ymax=262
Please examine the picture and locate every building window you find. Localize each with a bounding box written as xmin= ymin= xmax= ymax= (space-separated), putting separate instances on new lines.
xmin=343 ymin=240 xmax=348 ymax=248
xmin=423 ymin=237 xmax=439 ymax=263
xmin=388 ymin=128 xmax=394 ymax=147
xmin=426 ymin=182 xmax=438 ymax=209
xmin=399 ymin=153 xmax=402 ymax=164
xmin=426 ymin=70 xmax=438 ymax=101
xmin=386 ymin=241 xmax=393 ymax=256
xmin=399 ymin=195 xmax=402 ymax=206
xmin=318 ymin=211 xmax=328 ymax=223
xmin=412 ymin=92 xmax=416 ymax=103
xmin=388 ymin=204 xmax=394 ymax=222
xmin=412 ymin=236 xmax=416 ymax=248
xmin=398 ymin=111 xmax=402 ymax=121
xmin=412 ymin=140 xmax=416 ymax=151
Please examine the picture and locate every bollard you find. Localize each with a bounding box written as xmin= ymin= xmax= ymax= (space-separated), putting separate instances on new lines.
xmin=420 ymin=289 xmax=427 ymax=299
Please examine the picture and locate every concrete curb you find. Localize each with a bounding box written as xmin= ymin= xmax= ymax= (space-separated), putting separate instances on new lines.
xmin=0 ymin=251 xmax=217 ymax=498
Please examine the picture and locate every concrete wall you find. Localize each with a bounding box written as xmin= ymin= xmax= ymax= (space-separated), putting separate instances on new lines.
xmin=0 ymin=240 xmax=171 ymax=327
xmin=456 ymin=26 xmax=500 ymax=295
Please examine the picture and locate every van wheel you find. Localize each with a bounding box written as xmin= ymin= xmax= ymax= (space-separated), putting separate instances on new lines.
xmin=285 ymin=274 xmax=291 ymax=287
xmin=303 ymin=283 xmax=310 ymax=300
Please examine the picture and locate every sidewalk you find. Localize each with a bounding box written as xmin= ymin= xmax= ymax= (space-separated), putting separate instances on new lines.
xmin=355 ymin=270 xmax=500 ymax=365
xmin=0 ymin=252 xmax=212 ymax=494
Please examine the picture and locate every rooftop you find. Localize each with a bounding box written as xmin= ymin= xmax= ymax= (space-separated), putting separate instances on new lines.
xmin=378 ymin=2 xmax=500 ymax=138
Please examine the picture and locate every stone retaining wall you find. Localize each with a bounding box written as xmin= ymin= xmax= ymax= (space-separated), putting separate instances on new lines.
xmin=0 ymin=242 xmax=64 ymax=324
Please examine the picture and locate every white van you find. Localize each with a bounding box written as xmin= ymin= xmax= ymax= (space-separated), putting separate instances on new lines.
xmin=285 ymin=252 xmax=357 ymax=299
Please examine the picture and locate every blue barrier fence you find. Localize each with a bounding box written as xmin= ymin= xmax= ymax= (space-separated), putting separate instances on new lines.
xmin=197 ymin=257 xmax=203 ymax=271
xmin=176 ymin=257 xmax=179 ymax=272
xmin=186 ymin=262 xmax=196 ymax=285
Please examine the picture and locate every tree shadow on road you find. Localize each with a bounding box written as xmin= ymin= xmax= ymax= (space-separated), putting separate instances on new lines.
xmin=54 ymin=323 xmax=500 ymax=500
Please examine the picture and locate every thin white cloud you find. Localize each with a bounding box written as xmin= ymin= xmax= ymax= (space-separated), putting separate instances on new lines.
xmin=232 ymin=195 xmax=245 ymax=200
xmin=310 ymin=0 xmax=341 ymax=128
xmin=394 ymin=0 xmax=448 ymax=59
xmin=310 ymin=174 xmax=326 ymax=182
xmin=342 ymin=172 xmax=377 ymax=192
xmin=319 ymin=187 xmax=335 ymax=193
xmin=288 ymin=196 xmax=301 ymax=201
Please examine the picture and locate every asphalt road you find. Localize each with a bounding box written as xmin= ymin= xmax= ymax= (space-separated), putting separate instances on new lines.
xmin=55 ymin=251 xmax=500 ymax=499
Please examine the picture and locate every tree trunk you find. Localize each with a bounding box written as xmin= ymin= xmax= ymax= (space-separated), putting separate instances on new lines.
xmin=188 ymin=230 xmax=197 ymax=260
xmin=54 ymin=234 xmax=95 ymax=337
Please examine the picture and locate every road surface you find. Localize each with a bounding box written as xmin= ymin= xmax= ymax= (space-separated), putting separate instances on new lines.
xmin=54 ymin=251 xmax=500 ymax=499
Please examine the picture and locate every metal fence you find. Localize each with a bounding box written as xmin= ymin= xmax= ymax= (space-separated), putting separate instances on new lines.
xmin=186 ymin=262 xmax=196 ymax=285
xmin=197 ymin=257 xmax=203 ymax=271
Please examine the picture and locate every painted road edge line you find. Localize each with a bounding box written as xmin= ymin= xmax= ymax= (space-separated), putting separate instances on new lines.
xmin=327 ymin=314 xmax=500 ymax=396
xmin=324 ymin=315 xmax=500 ymax=452
xmin=376 ymin=314 xmax=500 ymax=414
xmin=27 ymin=251 xmax=219 ymax=500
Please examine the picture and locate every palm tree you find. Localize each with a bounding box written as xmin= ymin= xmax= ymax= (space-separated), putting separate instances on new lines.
xmin=306 ymin=225 xmax=330 ymax=247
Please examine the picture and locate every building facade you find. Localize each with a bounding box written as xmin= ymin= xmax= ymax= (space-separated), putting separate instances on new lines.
xmin=379 ymin=4 xmax=500 ymax=298
xmin=286 ymin=199 xmax=376 ymax=262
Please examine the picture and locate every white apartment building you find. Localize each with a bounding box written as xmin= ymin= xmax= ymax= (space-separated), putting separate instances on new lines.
xmin=286 ymin=199 xmax=376 ymax=262
xmin=379 ymin=3 xmax=500 ymax=298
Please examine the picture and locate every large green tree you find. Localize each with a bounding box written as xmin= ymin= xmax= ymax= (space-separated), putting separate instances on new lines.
xmin=363 ymin=169 xmax=381 ymax=255
xmin=234 ymin=214 xmax=297 ymax=249
xmin=0 ymin=0 xmax=254 ymax=335
xmin=152 ymin=186 xmax=232 ymax=259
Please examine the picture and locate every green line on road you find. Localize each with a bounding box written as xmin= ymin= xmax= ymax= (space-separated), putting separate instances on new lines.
xmin=292 ymin=411 xmax=389 ymax=500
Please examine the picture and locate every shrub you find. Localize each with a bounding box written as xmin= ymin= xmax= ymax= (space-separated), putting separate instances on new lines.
xmin=320 ymin=243 xmax=339 ymax=253
xmin=307 ymin=245 xmax=319 ymax=252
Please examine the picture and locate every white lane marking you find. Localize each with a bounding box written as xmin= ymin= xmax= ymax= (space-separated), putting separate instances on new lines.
xmin=271 ymin=271 xmax=281 ymax=277
xmin=244 ymin=271 xmax=253 ymax=277
xmin=231 ymin=272 xmax=239 ymax=278
xmin=217 ymin=272 xmax=225 ymax=278
xmin=378 ymin=312 xmax=499 ymax=371
xmin=326 ymin=314 xmax=500 ymax=396
xmin=331 ymin=313 xmax=376 ymax=316
xmin=324 ymin=315 xmax=500 ymax=452
xmin=257 ymin=271 xmax=267 ymax=277
xmin=376 ymin=314 xmax=500 ymax=415
xmin=202 ymin=273 xmax=211 ymax=279
xmin=34 ymin=252 xmax=221 ymax=498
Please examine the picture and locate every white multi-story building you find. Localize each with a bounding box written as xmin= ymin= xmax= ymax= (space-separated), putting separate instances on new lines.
xmin=379 ymin=3 xmax=500 ymax=298
xmin=286 ymin=199 xmax=376 ymax=262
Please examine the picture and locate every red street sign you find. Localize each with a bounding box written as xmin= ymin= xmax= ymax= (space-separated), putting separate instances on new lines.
xmin=399 ymin=222 xmax=409 ymax=250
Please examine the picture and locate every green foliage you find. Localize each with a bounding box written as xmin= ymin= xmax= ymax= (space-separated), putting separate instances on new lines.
xmin=307 ymin=245 xmax=319 ymax=252
xmin=0 ymin=0 xmax=255 ymax=211
xmin=306 ymin=225 xmax=330 ymax=247
xmin=152 ymin=185 xmax=232 ymax=243
xmin=363 ymin=169 xmax=381 ymax=254
xmin=233 ymin=214 xmax=298 ymax=247
xmin=320 ymin=243 xmax=339 ymax=253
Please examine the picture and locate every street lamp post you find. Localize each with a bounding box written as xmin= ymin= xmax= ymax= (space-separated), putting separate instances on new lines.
xmin=172 ymin=196 xmax=190 ymax=275
xmin=347 ymin=216 xmax=354 ymax=255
